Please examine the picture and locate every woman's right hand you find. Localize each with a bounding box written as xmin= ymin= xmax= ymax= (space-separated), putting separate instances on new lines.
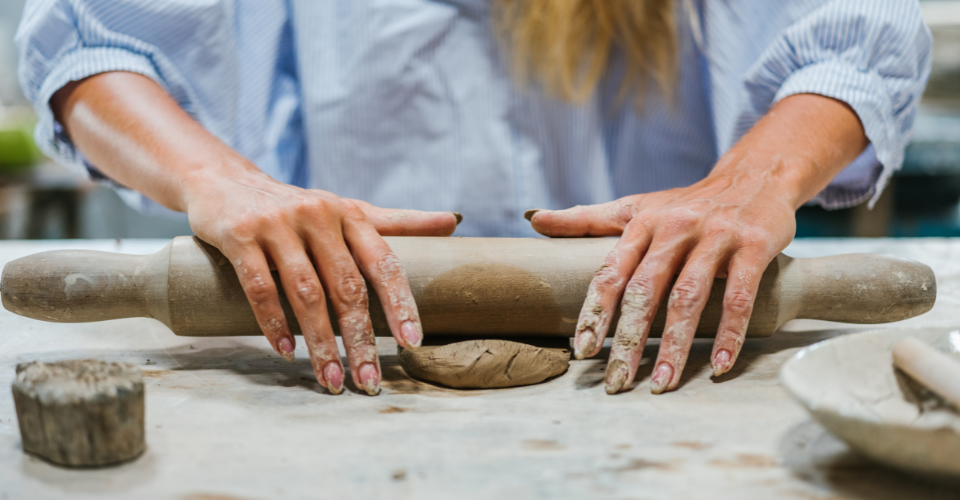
xmin=51 ymin=71 xmax=458 ymax=396
xmin=182 ymin=168 xmax=459 ymax=395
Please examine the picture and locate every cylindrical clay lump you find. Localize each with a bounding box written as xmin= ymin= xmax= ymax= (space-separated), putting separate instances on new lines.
xmin=12 ymin=359 xmax=145 ymax=467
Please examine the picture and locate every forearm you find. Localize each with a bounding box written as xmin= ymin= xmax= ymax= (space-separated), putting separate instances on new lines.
xmin=51 ymin=71 xmax=261 ymax=212
xmin=710 ymin=93 xmax=869 ymax=210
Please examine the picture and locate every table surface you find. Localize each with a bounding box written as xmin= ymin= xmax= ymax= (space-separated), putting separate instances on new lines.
xmin=0 ymin=238 xmax=958 ymax=500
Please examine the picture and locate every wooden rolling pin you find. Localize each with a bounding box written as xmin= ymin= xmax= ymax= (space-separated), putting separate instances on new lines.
xmin=0 ymin=236 xmax=937 ymax=338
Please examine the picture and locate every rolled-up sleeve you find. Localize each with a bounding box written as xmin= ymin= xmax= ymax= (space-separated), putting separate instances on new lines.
xmin=15 ymin=0 xmax=236 ymax=198
xmin=726 ymin=0 xmax=932 ymax=209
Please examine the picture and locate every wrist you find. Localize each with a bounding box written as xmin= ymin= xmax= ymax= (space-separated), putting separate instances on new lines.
xmin=179 ymin=154 xmax=267 ymax=212
xmin=708 ymin=148 xmax=811 ymax=210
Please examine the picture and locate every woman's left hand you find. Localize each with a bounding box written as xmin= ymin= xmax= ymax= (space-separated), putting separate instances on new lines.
xmin=526 ymin=93 xmax=870 ymax=394
xmin=527 ymin=168 xmax=795 ymax=395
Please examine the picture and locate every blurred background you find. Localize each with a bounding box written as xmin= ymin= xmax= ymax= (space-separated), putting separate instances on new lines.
xmin=0 ymin=0 xmax=959 ymax=240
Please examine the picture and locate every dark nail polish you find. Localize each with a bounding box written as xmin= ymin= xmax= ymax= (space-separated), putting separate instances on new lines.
xmin=523 ymin=209 xmax=542 ymax=222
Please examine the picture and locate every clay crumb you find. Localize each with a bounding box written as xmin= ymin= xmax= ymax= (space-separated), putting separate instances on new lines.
xmin=380 ymin=406 xmax=410 ymax=414
xmin=710 ymin=453 xmax=777 ymax=468
xmin=608 ymin=458 xmax=672 ymax=472
xmin=522 ymin=439 xmax=565 ymax=451
xmin=672 ymin=441 xmax=710 ymax=450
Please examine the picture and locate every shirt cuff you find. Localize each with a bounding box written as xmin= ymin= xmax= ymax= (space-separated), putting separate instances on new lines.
xmin=32 ymin=46 xmax=170 ymax=213
xmin=33 ymin=46 xmax=165 ymax=169
xmin=773 ymin=60 xmax=898 ymax=210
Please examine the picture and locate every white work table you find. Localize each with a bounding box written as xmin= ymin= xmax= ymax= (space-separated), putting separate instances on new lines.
xmin=0 ymin=238 xmax=957 ymax=499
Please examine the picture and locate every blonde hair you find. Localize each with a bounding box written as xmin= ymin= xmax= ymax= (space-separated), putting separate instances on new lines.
xmin=495 ymin=0 xmax=678 ymax=107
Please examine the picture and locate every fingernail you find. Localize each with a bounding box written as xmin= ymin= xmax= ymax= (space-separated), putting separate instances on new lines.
xmin=401 ymin=320 xmax=422 ymax=348
xmin=650 ymin=363 xmax=673 ymax=394
xmin=605 ymin=359 xmax=629 ymax=395
xmin=278 ymin=337 xmax=295 ymax=362
xmin=712 ymin=349 xmax=732 ymax=377
xmin=451 ymin=212 xmax=463 ymax=225
xmin=524 ymin=209 xmax=545 ymax=221
xmin=324 ymin=362 xmax=344 ymax=395
xmin=574 ymin=331 xmax=597 ymax=360
xmin=359 ymin=363 xmax=380 ymax=396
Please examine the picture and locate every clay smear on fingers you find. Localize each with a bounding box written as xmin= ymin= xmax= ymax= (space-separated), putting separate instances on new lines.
xmin=259 ymin=317 xmax=293 ymax=361
xmin=658 ymin=318 xmax=696 ymax=386
xmin=575 ymin=253 xmax=624 ymax=359
xmin=713 ymin=316 xmax=748 ymax=376
xmin=377 ymin=253 xmax=423 ymax=345
xmin=605 ymin=283 xmax=653 ymax=392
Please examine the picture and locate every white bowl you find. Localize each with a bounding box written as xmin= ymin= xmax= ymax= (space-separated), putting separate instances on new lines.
xmin=780 ymin=328 xmax=960 ymax=479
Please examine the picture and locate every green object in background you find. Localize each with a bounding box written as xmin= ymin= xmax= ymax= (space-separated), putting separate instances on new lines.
xmin=0 ymin=109 xmax=42 ymax=172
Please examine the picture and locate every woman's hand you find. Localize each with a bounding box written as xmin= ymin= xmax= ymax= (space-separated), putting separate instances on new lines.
xmin=183 ymin=169 xmax=458 ymax=395
xmin=51 ymin=71 xmax=459 ymax=396
xmin=527 ymin=93 xmax=870 ymax=394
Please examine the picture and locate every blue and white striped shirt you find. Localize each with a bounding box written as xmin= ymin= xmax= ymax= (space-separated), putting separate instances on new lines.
xmin=16 ymin=0 xmax=932 ymax=237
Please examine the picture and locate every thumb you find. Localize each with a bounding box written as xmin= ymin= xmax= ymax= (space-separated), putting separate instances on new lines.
xmin=526 ymin=201 xmax=631 ymax=237
xmin=349 ymin=199 xmax=460 ymax=236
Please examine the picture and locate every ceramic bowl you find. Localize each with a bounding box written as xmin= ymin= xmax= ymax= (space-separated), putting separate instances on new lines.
xmin=780 ymin=328 xmax=960 ymax=479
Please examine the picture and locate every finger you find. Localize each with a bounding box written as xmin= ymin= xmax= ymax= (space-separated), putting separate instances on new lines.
xmin=347 ymin=199 xmax=459 ymax=236
xmin=526 ymin=200 xmax=635 ymax=237
xmin=226 ymin=244 xmax=296 ymax=362
xmin=341 ymin=202 xmax=424 ymax=353
xmin=262 ymin=236 xmax=345 ymax=395
xmin=301 ymin=220 xmax=382 ymax=397
xmin=711 ymin=248 xmax=768 ymax=378
xmin=604 ymin=239 xmax=690 ymax=394
xmin=647 ymin=244 xmax=728 ymax=395
xmin=573 ymin=220 xmax=650 ymax=360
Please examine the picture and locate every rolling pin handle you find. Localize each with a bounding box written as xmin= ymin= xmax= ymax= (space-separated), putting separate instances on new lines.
xmin=785 ymin=253 xmax=936 ymax=324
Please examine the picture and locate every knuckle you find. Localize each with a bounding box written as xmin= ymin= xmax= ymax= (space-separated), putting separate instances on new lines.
xmin=716 ymin=327 xmax=746 ymax=346
xmin=244 ymin=275 xmax=277 ymax=305
xmin=293 ymin=198 xmax=327 ymax=220
xmin=737 ymin=228 xmax=768 ymax=249
xmin=659 ymin=335 xmax=689 ymax=354
xmin=337 ymin=199 xmax=365 ymax=220
xmin=623 ymin=278 xmax=655 ymax=302
xmin=292 ymin=275 xmax=324 ymax=306
xmin=621 ymin=277 xmax=654 ymax=309
xmin=666 ymin=209 xmax=700 ymax=231
xmin=592 ymin=264 xmax=624 ymax=290
xmin=668 ymin=280 xmax=704 ymax=311
xmin=335 ymin=273 xmax=369 ymax=307
xmin=723 ymin=289 xmax=754 ymax=314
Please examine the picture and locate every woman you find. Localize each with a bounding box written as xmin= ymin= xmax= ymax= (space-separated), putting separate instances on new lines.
xmin=17 ymin=0 xmax=930 ymax=396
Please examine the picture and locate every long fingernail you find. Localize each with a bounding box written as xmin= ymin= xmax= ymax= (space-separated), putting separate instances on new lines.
xmin=650 ymin=363 xmax=673 ymax=394
xmin=278 ymin=337 xmax=295 ymax=362
xmin=451 ymin=212 xmax=463 ymax=225
xmin=324 ymin=362 xmax=344 ymax=395
xmin=712 ymin=349 xmax=732 ymax=377
xmin=401 ymin=320 xmax=422 ymax=348
xmin=574 ymin=331 xmax=597 ymax=360
xmin=605 ymin=359 xmax=629 ymax=395
xmin=359 ymin=363 xmax=380 ymax=396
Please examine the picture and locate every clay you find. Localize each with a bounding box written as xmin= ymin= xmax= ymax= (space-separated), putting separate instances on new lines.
xmin=12 ymin=359 xmax=146 ymax=467
xmin=397 ymin=340 xmax=570 ymax=389
xmin=0 ymin=236 xmax=937 ymax=338
xmin=781 ymin=328 xmax=960 ymax=479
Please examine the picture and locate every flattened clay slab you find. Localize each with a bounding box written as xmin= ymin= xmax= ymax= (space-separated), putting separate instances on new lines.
xmin=12 ymin=359 xmax=145 ymax=467
xmin=398 ymin=339 xmax=570 ymax=389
